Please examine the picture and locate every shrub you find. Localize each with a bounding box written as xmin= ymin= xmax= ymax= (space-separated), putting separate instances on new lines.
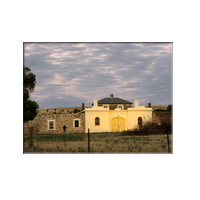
xmin=167 ymin=104 xmax=172 ymax=112
xmin=73 ymin=108 xmax=81 ymax=113
xmin=122 ymin=119 xmax=172 ymax=136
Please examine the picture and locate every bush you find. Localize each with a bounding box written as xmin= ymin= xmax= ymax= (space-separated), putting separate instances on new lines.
xmin=73 ymin=108 xmax=81 ymax=113
xmin=167 ymin=104 xmax=172 ymax=112
xmin=122 ymin=119 xmax=172 ymax=136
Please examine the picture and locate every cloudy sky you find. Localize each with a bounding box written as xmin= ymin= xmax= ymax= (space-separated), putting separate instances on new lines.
xmin=24 ymin=42 xmax=172 ymax=110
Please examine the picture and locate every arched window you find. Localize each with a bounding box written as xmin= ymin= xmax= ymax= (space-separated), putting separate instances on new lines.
xmin=138 ymin=117 xmax=142 ymax=127
xmin=95 ymin=117 xmax=100 ymax=125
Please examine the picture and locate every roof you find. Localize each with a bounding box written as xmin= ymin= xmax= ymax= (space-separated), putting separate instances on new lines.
xmin=98 ymin=97 xmax=133 ymax=104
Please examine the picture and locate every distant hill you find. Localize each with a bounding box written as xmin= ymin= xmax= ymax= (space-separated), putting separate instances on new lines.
xmin=151 ymin=106 xmax=167 ymax=111
xmin=38 ymin=107 xmax=83 ymax=115
xmin=38 ymin=105 xmax=168 ymax=115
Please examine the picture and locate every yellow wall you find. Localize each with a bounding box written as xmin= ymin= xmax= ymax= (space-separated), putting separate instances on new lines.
xmin=85 ymin=109 xmax=110 ymax=133
xmin=85 ymin=101 xmax=152 ymax=133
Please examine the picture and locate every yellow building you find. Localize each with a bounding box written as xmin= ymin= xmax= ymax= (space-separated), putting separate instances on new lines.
xmin=85 ymin=95 xmax=152 ymax=133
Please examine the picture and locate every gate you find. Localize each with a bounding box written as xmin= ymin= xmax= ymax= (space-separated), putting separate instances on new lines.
xmin=111 ymin=117 xmax=125 ymax=132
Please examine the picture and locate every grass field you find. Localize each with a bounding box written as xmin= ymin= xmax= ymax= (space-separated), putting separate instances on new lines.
xmin=23 ymin=132 xmax=172 ymax=153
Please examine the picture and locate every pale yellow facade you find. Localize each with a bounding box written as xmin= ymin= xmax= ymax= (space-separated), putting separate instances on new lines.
xmin=85 ymin=100 xmax=152 ymax=133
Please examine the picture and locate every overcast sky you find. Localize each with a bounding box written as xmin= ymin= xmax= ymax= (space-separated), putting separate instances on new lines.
xmin=24 ymin=42 xmax=172 ymax=110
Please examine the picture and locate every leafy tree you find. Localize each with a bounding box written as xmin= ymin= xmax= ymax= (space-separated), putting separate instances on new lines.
xmin=23 ymin=66 xmax=36 ymax=101
xmin=167 ymin=104 xmax=172 ymax=112
xmin=24 ymin=100 xmax=39 ymax=122
xmin=23 ymin=66 xmax=39 ymax=122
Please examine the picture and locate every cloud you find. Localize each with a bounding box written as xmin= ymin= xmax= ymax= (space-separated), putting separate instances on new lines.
xmin=24 ymin=42 xmax=172 ymax=109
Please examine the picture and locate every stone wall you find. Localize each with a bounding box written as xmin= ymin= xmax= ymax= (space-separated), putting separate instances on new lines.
xmin=23 ymin=112 xmax=85 ymax=135
xmin=23 ymin=111 xmax=171 ymax=135
xmin=152 ymin=112 xmax=172 ymax=125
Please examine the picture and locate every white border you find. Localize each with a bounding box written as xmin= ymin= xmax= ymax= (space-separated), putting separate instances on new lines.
xmin=73 ymin=119 xmax=80 ymax=128
xmin=48 ymin=120 xmax=55 ymax=130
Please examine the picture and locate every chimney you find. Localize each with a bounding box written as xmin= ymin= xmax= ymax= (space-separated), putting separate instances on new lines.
xmin=134 ymin=100 xmax=139 ymax=107
xmin=148 ymin=103 xmax=151 ymax=108
xmin=94 ymin=100 xmax=98 ymax=107
xmin=111 ymin=94 xmax=113 ymax=99
xmin=82 ymin=103 xmax=85 ymax=110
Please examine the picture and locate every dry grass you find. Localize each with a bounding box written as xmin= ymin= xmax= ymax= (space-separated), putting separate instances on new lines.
xmin=38 ymin=107 xmax=83 ymax=115
xmin=23 ymin=133 xmax=172 ymax=153
xmin=151 ymin=106 xmax=167 ymax=110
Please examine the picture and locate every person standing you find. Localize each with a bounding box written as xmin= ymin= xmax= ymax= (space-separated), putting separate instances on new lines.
xmin=63 ymin=125 xmax=66 ymax=132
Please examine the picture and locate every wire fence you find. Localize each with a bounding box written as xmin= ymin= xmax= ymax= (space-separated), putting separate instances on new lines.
xmin=23 ymin=128 xmax=172 ymax=153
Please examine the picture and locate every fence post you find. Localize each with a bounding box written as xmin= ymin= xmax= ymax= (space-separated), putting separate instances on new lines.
xmin=29 ymin=127 xmax=34 ymax=151
xmin=167 ymin=130 xmax=170 ymax=153
xmin=88 ymin=128 xmax=90 ymax=153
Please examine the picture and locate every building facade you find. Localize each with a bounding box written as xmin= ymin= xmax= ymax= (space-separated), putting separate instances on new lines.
xmin=24 ymin=95 xmax=153 ymax=134
xmin=85 ymin=97 xmax=152 ymax=133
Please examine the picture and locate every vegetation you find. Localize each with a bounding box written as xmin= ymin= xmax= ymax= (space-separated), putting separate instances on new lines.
xmin=73 ymin=108 xmax=81 ymax=113
xmin=23 ymin=66 xmax=36 ymax=101
xmin=23 ymin=132 xmax=172 ymax=153
xmin=167 ymin=104 xmax=172 ymax=112
xmin=122 ymin=119 xmax=172 ymax=136
xmin=24 ymin=100 xmax=39 ymax=122
xmin=154 ymin=104 xmax=172 ymax=112
xmin=23 ymin=66 xmax=39 ymax=122
xmin=153 ymin=109 xmax=169 ymax=112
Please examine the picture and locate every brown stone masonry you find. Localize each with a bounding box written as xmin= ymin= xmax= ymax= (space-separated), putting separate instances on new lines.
xmin=23 ymin=111 xmax=171 ymax=135
xmin=152 ymin=112 xmax=172 ymax=125
xmin=23 ymin=112 xmax=85 ymax=135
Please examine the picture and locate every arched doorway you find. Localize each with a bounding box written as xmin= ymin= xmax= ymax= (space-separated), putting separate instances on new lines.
xmin=111 ymin=117 xmax=125 ymax=132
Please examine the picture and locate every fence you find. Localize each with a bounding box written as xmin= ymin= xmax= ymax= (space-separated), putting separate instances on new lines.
xmin=23 ymin=128 xmax=172 ymax=153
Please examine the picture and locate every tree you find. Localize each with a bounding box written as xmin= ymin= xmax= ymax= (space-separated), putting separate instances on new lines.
xmin=23 ymin=66 xmax=36 ymax=101
xmin=24 ymin=100 xmax=39 ymax=122
xmin=23 ymin=66 xmax=39 ymax=122
xmin=167 ymin=104 xmax=172 ymax=112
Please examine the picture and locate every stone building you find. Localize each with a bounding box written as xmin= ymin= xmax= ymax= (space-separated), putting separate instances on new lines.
xmin=23 ymin=112 xmax=85 ymax=134
xmin=85 ymin=95 xmax=152 ymax=133
xmin=24 ymin=95 xmax=171 ymax=134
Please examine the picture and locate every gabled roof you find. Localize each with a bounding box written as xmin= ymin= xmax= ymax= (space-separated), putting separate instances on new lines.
xmin=98 ymin=97 xmax=133 ymax=104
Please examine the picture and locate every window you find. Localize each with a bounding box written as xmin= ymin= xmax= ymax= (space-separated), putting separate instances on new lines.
xmin=75 ymin=120 xmax=79 ymax=127
xmin=103 ymin=105 xmax=109 ymax=108
xmin=95 ymin=117 xmax=100 ymax=125
xmin=117 ymin=105 xmax=124 ymax=110
xmin=73 ymin=119 xmax=80 ymax=128
xmin=138 ymin=117 xmax=142 ymax=127
xmin=48 ymin=120 xmax=55 ymax=130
